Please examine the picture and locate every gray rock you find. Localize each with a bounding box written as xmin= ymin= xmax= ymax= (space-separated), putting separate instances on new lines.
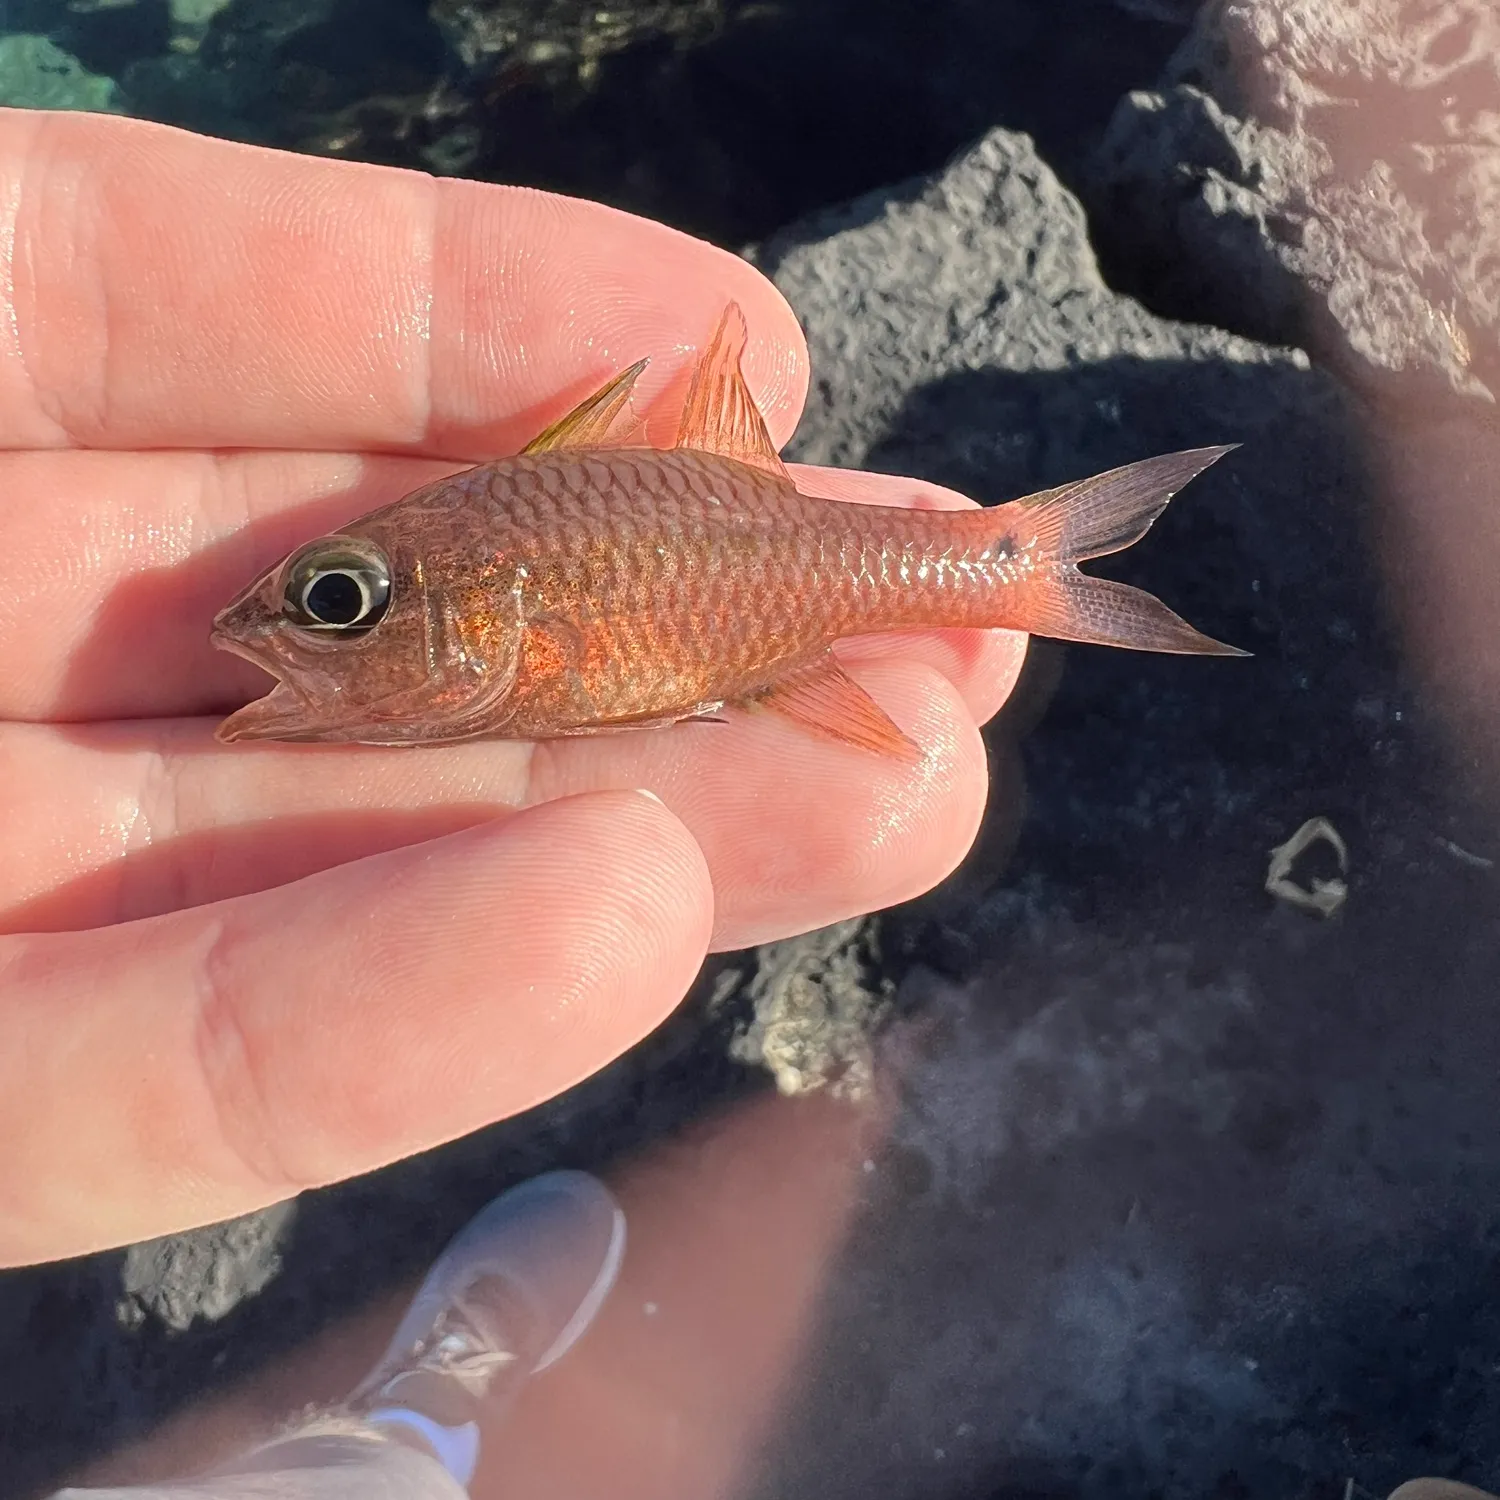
xmin=720 ymin=920 xmax=895 ymax=1099
xmin=758 ymin=126 xmax=1310 ymax=467
xmin=118 ymin=1203 xmax=297 ymax=1333
xmin=742 ymin=126 xmax=1500 ymax=1500
xmin=1090 ymin=0 xmax=1500 ymax=409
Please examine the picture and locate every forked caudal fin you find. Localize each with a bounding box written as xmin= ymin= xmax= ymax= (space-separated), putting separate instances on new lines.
xmin=986 ymin=445 xmax=1250 ymax=657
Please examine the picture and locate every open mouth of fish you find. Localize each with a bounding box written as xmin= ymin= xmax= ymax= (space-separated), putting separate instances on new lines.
xmin=209 ymin=629 xmax=318 ymax=742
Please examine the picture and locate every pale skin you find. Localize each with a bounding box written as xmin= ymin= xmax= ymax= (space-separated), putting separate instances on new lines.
xmin=0 ymin=108 xmax=1027 ymax=1267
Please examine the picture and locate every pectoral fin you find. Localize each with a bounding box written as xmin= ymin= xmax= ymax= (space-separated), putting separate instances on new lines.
xmin=750 ymin=652 xmax=922 ymax=760
xmin=673 ymin=302 xmax=792 ymax=480
xmin=522 ymin=358 xmax=649 ymax=453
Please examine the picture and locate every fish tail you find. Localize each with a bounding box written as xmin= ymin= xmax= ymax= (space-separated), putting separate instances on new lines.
xmin=1001 ymin=568 xmax=1249 ymax=655
xmin=979 ymin=446 xmax=1249 ymax=656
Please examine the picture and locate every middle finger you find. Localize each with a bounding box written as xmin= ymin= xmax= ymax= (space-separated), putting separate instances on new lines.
xmin=0 ymin=645 xmax=1017 ymax=952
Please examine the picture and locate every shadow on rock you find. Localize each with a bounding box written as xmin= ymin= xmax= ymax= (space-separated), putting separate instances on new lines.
xmin=866 ymin=350 xmax=1411 ymax=968
xmin=737 ymin=350 xmax=1500 ymax=1500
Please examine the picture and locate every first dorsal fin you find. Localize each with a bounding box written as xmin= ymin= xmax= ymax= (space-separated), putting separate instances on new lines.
xmin=521 ymin=357 xmax=649 ymax=454
xmin=673 ymin=302 xmax=791 ymax=480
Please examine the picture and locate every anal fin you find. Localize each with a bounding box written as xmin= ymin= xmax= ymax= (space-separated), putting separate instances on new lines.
xmin=750 ymin=652 xmax=922 ymax=761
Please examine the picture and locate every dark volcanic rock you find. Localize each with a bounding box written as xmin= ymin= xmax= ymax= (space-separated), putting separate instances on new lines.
xmin=741 ymin=127 xmax=1500 ymax=1500
xmin=1090 ymin=0 xmax=1500 ymax=410
xmin=118 ymin=1202 xmax=297 ymax=1334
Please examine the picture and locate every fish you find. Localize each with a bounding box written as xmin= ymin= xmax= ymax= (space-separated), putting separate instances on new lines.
xmin=211 ymin=302 xmax=1246 ymax=758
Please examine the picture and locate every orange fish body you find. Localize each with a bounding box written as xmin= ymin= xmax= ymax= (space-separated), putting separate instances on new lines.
xmin=212 ymin=304 xmax=1244 ymax=756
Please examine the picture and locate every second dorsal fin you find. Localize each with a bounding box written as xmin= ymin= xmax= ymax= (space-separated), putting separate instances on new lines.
xmin=673 ymin=302 xmax=791 ymax=480
xmin=521 ymin=357 xmax=649 ymax=454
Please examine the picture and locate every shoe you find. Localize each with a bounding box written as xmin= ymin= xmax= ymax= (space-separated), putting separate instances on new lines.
xmin=1390 ymin=1484 xmax=1499 ymax=1500
xmin=345 ymin=1170 xmax=626 ymax=1481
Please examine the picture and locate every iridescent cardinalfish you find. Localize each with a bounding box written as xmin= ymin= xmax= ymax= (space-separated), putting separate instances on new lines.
xmin=211 ymin=303 xmax=1246 ymax=757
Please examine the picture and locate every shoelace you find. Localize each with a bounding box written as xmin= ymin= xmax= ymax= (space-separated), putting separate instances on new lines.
xmin=396 ymin=1290 xmax=523 ymax=1395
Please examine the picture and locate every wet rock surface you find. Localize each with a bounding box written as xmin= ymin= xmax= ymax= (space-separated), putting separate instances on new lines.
xmin=4 ymin=4 xmax=1500 ymax=1500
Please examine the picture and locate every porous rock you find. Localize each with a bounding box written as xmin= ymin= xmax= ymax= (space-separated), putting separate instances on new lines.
xmin=739 ymin=126 xmax=1500 ymax=1500
xmin=720 ymin=920 xmax=894 ymax=1100
xmin=1090 ymin=0 xmax=1500 ymax=409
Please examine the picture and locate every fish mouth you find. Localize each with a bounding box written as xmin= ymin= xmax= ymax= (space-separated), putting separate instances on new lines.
xmin=210 ymin=629 xmax=318 ymax=743
xmin=213 ymin=681 xmax=314 ymax=743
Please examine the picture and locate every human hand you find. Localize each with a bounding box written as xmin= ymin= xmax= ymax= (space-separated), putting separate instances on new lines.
xmin=0 ymin=109 xmax=1025 ymax=1266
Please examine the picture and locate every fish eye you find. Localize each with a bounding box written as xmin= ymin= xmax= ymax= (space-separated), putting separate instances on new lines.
xmin=283 ymin=539 xmax=392 ymax=632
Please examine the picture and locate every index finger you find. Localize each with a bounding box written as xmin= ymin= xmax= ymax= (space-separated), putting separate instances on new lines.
xmin=0 ymin=110 xmax=808 ymax=456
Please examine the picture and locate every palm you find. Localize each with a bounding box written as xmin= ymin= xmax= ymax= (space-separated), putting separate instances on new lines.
xmin=0 ymin=109 xmax=1024 ymax=1266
